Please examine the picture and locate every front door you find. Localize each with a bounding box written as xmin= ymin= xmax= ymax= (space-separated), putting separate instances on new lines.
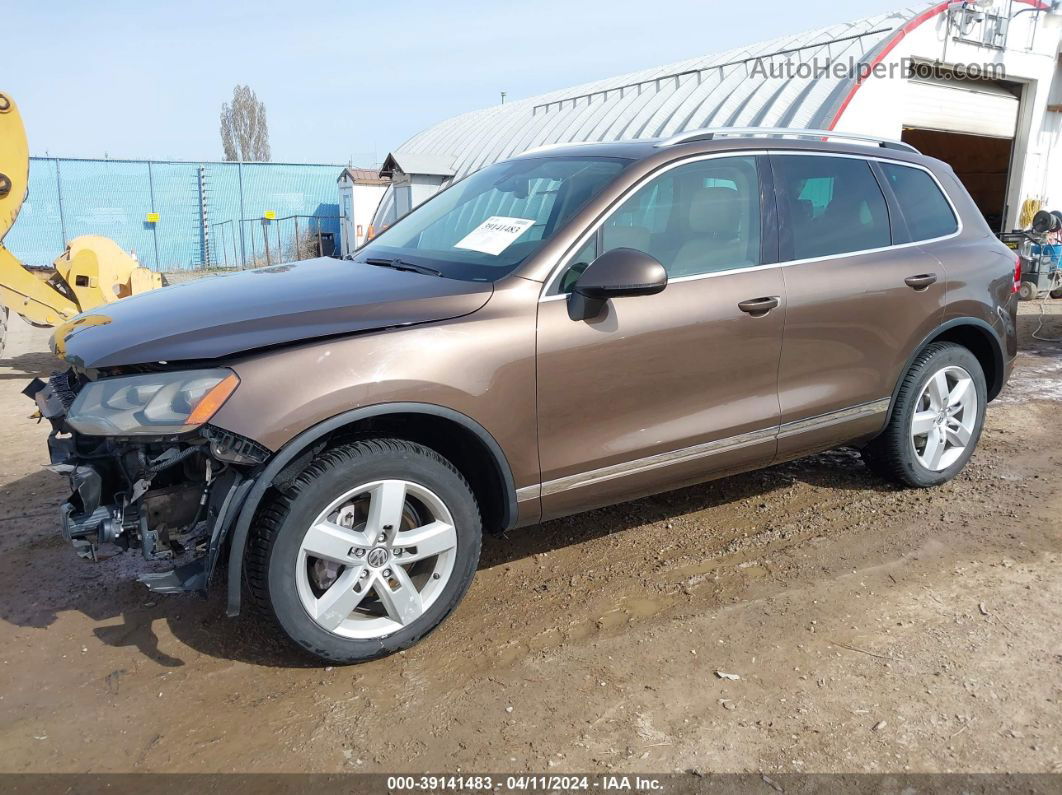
xmin=535 ymin=154 xmax=785 ymax=519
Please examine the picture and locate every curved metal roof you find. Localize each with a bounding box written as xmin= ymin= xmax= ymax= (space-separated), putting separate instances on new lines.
xmin=387 ymin=7 xmax=922 ymax=182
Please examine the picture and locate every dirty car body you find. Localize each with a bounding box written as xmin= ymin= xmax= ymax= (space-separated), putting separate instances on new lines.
xmin=31 ymin=131 xmax=1018 ymax=663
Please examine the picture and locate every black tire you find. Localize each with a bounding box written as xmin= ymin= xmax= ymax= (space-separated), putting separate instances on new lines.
xmin=246 ymin=439 xmax=482 ymax=664
xmin=862 ymin=342 xmax=986 ymax=488
xmin=1018 ymin=281 xmax=1038 ymax=301
xmin=1050 ymin=288 xmax=1062 ymax=300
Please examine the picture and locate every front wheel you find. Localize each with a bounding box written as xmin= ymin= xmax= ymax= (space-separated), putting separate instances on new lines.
xmin=246 ymin=439 xmax=482 ymax=663
xmin=862 ymin=342 xmax=986 ymax=488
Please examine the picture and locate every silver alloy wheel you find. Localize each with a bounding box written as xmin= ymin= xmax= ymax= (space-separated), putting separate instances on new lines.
xmin=910 ymin=365 xmax=978 ymax=472
xmin=295 ymin=480 xmax=458 ymax=639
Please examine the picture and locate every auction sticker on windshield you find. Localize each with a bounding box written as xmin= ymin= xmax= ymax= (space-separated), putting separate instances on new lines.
xmin=454 ymin=216 xmax=536 ymax=256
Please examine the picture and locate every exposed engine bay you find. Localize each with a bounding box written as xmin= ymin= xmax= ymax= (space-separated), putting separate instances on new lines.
xmin=25 ymin=369 xmax=268 ymax=594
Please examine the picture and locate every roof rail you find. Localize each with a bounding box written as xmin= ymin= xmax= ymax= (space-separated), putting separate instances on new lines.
xmin=519 ymin=141 xmax=604 ymax=157
xmin=656 ymin=127 xmax=919 ymax=153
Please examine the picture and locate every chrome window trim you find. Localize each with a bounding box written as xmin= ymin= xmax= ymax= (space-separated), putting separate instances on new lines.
xmin=538 ymin=150 xmax=961 ymax=303
xmin=527 ymin=398 xmax=891 ymax=498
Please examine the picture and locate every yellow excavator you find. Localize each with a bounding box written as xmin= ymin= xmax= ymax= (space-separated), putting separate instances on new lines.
xmin=0 ymin=92 xmax=162 ymax=355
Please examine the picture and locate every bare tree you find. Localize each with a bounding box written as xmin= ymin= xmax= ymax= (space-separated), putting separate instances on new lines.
xmin=220 ymin=85 xmax=271 ymax=161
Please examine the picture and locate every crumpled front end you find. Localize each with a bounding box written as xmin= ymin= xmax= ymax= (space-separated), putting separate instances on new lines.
xmin=26 ymin=369 xmax=268 ymax=594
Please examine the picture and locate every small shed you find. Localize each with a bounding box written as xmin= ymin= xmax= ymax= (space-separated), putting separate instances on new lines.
xmin=337 ymin=167 xmax=391 ymax=256
xmin=373 ymin=152 xmax=456 ymax=229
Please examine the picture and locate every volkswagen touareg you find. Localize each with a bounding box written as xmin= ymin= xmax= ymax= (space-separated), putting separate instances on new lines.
xmin=29 ymin=128 xmax=1018 ymax=662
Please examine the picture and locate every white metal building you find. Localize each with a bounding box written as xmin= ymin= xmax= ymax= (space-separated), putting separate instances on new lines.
xmin=369 ymin=1 xmax=1061 ymax=236
xmin=337 ymin=168 xmax=391 ymax=256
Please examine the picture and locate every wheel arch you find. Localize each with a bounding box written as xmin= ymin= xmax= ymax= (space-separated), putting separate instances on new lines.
xmin=224 ymin=402 xmax=518 ymax=617
xmin=891 ymin=318 xmax=1006 ymax=412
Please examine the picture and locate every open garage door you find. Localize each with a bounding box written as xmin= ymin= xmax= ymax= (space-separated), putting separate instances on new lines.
xmin=904 ymin=74 xmax=1020 ymax=138
xmin=901 ymin=73 xmax=1021 ymax=233
xmin=901 ymin=129 xmax=1013 ymax=233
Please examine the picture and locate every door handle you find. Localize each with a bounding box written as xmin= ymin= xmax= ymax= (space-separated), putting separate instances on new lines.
xmin=904 ymin=273 xmax=937 ymax=291
xmin=737 ymin=296 xmax=780 ymax=316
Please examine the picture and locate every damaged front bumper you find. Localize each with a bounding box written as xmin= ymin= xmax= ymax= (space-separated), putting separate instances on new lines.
xmin=26 ymin=371 xmax=266 ymax=595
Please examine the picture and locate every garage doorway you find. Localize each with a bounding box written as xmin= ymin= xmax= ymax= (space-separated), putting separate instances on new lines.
xmin=900 ymin=128 xmax=1014 ymax=233
xmin=899 ymin=69 xmax=1022 ymax=233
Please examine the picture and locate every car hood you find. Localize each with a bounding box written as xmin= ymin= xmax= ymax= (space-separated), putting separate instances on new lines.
xmin=52 ymin=258 xmax=494 ymax=369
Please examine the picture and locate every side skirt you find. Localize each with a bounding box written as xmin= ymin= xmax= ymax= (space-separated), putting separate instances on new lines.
xmin=527 ymin=397 xmax=891 ymax=501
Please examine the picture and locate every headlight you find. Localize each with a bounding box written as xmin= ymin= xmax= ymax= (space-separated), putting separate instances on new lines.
xmin=66 ymin=369 xmax=239 ymax=436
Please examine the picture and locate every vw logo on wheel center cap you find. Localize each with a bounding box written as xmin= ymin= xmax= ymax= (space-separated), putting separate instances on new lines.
xmin=366 ymin=547 xmax=391 ymax=568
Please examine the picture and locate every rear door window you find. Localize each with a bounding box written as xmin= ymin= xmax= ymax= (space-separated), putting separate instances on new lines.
xmin=879 ymin=162 xmax=959 ymax=242
xmin=773 ymin=155 xmax=891 ymax=260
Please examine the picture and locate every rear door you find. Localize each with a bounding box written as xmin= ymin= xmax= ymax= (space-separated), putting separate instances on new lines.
xmin=770 ymin=152 xmax=948 ymax=459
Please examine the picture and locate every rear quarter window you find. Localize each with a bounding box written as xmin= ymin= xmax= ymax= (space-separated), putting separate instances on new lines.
xmin=880 ymin=163 xmax=959 ymax=242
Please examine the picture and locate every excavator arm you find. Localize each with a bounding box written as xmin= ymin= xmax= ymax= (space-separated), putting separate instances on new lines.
xmin=0 ymin=93 xmax=28 ymax=242
xmin=0 ymin=92 xmax=161 ymax=352
xmin=0 ymin=91 xmax=78 ymax=325
xmin=0 ymin=247 xmax=79 ymax=325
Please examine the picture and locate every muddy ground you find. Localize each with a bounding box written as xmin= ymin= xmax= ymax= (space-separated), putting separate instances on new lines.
xmin=0 ymin=305 xmax=1059 ymax=775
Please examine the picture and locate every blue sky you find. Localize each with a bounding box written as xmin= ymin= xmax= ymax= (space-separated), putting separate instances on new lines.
xmin=10 ymin=0 xmax=911 ymax=164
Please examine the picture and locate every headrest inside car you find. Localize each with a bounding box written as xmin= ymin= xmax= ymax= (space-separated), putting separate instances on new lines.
xmin=687 ymin=186 xmax=743 ymax=237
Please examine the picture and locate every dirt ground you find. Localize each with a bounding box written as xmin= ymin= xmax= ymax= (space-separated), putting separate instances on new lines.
xmin=0 ymin=304 xmax=1060 ymax=775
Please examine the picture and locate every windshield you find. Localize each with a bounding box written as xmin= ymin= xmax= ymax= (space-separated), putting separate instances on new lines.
xmin=355 ymin=156 xmax=630 ymax=281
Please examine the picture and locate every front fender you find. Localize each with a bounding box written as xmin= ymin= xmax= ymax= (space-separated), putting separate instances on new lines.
xmin=223 ymin=402 xmax=519 ymax=617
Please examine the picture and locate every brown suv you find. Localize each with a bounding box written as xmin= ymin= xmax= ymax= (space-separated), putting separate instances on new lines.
xmin=30 ymin=128 xmax=1018 ymax=663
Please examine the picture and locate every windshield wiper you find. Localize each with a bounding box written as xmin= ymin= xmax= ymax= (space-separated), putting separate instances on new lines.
xmin=364 ymin=257 xmax=443 ymax=278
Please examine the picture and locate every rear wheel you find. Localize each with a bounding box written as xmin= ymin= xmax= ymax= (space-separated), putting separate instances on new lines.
xmin=246 ymin=439 xmax=482 ymax=663
xmin=1019 ymin=281 xmax=1039 ymax=301
xmin=1050 ymin=288 xmax=1062 ymax=300
xmin=862 ymin=342 xmax=986 ymax=488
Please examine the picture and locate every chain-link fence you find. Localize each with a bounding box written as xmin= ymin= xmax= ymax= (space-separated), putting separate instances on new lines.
xmin=210 ymin=214 xmax=340 ymax=269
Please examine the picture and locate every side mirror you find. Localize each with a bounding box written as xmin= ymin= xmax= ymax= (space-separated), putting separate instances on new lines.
xmin=567 ymin=247 xmax=668 ymax=321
